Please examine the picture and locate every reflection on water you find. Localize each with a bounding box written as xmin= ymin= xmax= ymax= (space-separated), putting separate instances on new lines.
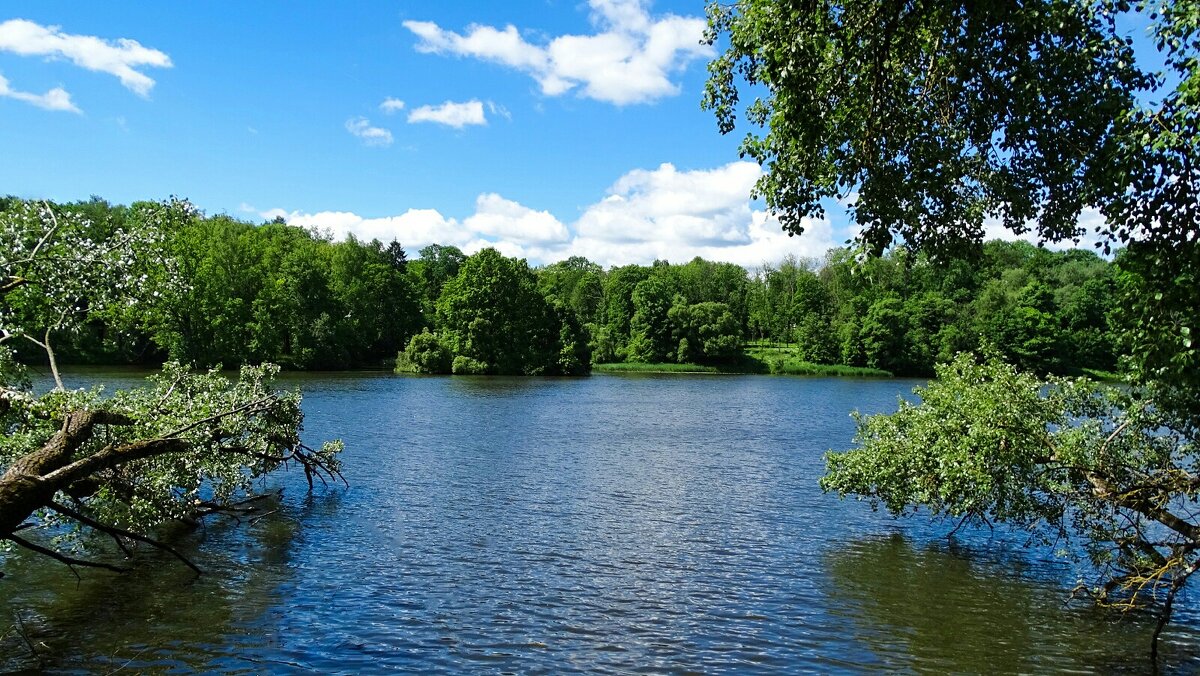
xmin=1 ymin=371 xmax=1197 ymax=673
xmin=0 ymin=492 xmax=340 ymax=672
xmin=824 ymin=534 xmax=1198 ymax=673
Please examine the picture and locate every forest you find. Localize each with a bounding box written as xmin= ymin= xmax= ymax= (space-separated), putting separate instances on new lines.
xmin=0 ymin=195 xmax=1121 ymax=378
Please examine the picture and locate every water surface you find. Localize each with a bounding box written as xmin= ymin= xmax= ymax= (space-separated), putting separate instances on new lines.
xmin=2 ymin=371 xmax=1196 ymax=673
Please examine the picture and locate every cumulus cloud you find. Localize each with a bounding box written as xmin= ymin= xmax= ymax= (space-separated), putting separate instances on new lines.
xmin=255 ymin=161 xmax=846 ymax=268
xmin=568 ymin=161 xmax=837 ymax=267
xmin=981 ymin=208 xmax=1108 ymax=252
xmin=0 ymin=19 xmax=171 ymax=97
xmin=464 ymin=193 xmax=569 ymax=243
xmin=0 ymin=72 xmax=79 ymax=112
xmin=345 ymin=116 xmax=393 ymax=146
xmin=379 ymin=97 xmax=405 ymax=113
xmin=279 ymin=208 xmax=468 ymax=247
xmin=259 ymin=197 xmax=568 ymax=255
xmin=403 ymin=0 xmax=711 ymax=106
xmin=407 ymin=99 xmax=487 ymax=128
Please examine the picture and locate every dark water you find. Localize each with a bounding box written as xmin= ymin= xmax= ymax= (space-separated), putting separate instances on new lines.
xmin=1 ymin=370 xmax=1197 ymax=673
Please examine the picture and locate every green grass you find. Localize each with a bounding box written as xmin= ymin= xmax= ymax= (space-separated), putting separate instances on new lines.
xmin=592 ymin=362 xmax=724 ymax=374
xmin=1080 ymin=367 xmax=1124 ymax=382
xmin=745 ymin=344 xmax=893 ymax=378
xmin=593 ymin=350 xmax=893 ymax=378
xmin=764 ymin=359 xmax=893 ymax=377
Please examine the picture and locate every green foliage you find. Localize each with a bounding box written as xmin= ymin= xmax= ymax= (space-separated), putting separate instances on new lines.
xmin=601 ymin=264 xmax=652 ymax=350
xmin=592 ymin=362 xmax=722 ymax=374
xmin=137 ymin=209 xmax=419 ymax=369
xmin=409 ymin=244 xmax=465 ymax=324
xmin=586 ymin=323 xmax=619 ymax=364
xmin=823 ymin=353 xmax=1197 ymax=617
xmin=436 ymin=248 xmax=573 ymax=375
xmin=395 ymin=329 xmax=452 ymax=374
xmin=627 ymin=275 xmax=676 ymax=363
xmin=706 ymin=0 xmax=1200 ymax=655
xmin=553 ymin=302 xmax=592 ymax=376
xmin=1 ymin=198 xmax=183 ymax=385
xmin=668 ymin=298 xmax=741 ymax=363
xmin=0 ymin=195 xmax=1134 ymax=380
xmin=1113 ymin=241 xmax=1200 ymax=431
xmin=703 ymin=0 xmax=1149 ymax=257
xmin=0 ymin=201 xmax=342 ymax=568
xmin=451 ymin=355 xmax=489 ymax=375
xmin=859 ymin=297 xmax=911 ymax=374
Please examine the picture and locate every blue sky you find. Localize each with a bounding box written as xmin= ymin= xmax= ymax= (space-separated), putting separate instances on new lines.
xmin=0 ymin=1 xmax=1158 ymax=267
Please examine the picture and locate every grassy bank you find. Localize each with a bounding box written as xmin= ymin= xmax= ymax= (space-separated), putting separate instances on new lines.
xmin=1079 ymin=367 xmax=1124 ymax=382
xmin=760 ymin=359 xmax=893 ymax=377
xmin=593 ymin=351 xmax=893 ymax=378
xmin=592 ymin=362 xmax=725 ymax=374
xmin=746 ymin=344 xmax=893 ymax=377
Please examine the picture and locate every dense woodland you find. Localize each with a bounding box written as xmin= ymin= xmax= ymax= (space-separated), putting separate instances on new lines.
xmin=1 ymin=196 xmax=1119 ymax=378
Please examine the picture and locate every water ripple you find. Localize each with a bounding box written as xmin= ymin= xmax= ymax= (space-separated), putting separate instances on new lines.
xmin=1 ymin=372 xmax=1197 ymax=673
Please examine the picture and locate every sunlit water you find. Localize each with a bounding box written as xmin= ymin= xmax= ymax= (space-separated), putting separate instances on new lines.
xmin=1 ymin=369 xmax=1197 ymax=673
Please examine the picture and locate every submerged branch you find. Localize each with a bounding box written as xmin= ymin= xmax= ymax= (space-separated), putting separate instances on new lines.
xmin=48 ymin=500 xmax=202 ymax=576
xmin=5 ymin=534 xmax=127 ymax=577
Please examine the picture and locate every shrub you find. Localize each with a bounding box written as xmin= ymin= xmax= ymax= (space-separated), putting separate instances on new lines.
xmin=396 ymin=329 xmax=452 ymax=374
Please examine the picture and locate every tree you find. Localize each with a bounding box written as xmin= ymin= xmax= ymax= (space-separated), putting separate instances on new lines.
xmin=858 ymin=296 xmax=909 ymax=374
xmin=627 ymin=275 xmax=675 ymax=363
xmin=706 ymin=0 xmax=1200 ymax=661
xmin=668 ymin=298 xmax=742 ymax=363
xmin=822 ymin=353 xmax=1198 ymax=659
xmin=435 ymin=248 xmax=579 ymax=375
xmin=791 ymin=270 xmax=836 ymax=362
xmin=410 ymin=244 xmax=465 ymax=323
xmin=0 ymin=200 xmax=342 ymax=576
xmin=395 ymin=328 xmax=452 ymax=374
xmin=602 ymin=264 xmax=652 ymax=353
xmin=703 ymin=0 xmax=1150 ymax=257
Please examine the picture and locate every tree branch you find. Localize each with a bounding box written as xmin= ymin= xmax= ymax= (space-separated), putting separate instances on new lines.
xmin=47 ymin=500 xmax=202 ymax=576
xmin=5 ymin=534 xmax=127 ymax=577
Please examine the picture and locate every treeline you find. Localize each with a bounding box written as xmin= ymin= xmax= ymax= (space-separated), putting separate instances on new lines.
xmin=745 ymin=245 xmax=1117 ymax=376
xmin=404 ymin=238 xmax=1117 ymax=377
xmin=2 ymin=197 xmax=1119 ymax=376
xmin=2 ymin=196 xmax=418 ymax=369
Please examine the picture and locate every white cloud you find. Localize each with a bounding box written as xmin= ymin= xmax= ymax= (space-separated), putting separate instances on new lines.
xmin=486 ymin=100 xmax=511 ymax=120
xmin=407 ymin=99 xmax=487 ymax=128
xmin=568 ymin=161 xmax=837 ymax=266
xmin=981 ymin=208 xmax=1108 ymax=252
xmin=464 ymin=193 xmax=568 ymax=243
xmin=403 ymin=0 xmax=711 ymax=106
xmin=345 ymin=116 xmax=393 ymax=146
xmin=379 ymin=97 xmax=405 ymax=113
xmin=256 ymin=161 xmax=843 ymax=268
xmin=268 ymin=208 xmax=470 ymax=249
xmin=576 ymin=162 xmax=763 ymax=244
xmin=0 ymin=72 xmax=79 ymax=112
xmin=0 ymin=19 xmax=171 ymax=97
xmin=405 ymin=21 xmax=546 ymax=70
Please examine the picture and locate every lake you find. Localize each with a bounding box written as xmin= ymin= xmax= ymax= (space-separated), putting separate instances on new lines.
xmin=1 ymin=370 xmax=1197 ymax=673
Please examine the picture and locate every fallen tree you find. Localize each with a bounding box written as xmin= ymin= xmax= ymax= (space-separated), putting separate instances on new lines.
xmin=0 ymin=198 xmax=342 ymax=576
xmin=822 ymin=352 xmax=1198 ymax=659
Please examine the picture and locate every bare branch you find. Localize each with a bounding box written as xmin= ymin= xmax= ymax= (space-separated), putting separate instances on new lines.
xmin=5 ymin=534 xmax=127 ymax=576
xmin=48 ymin=501 xmax=202 ymax=576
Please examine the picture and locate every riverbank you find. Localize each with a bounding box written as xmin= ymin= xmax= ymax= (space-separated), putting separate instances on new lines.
xmin=592 ymin=353 xmax=893 ymax=378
